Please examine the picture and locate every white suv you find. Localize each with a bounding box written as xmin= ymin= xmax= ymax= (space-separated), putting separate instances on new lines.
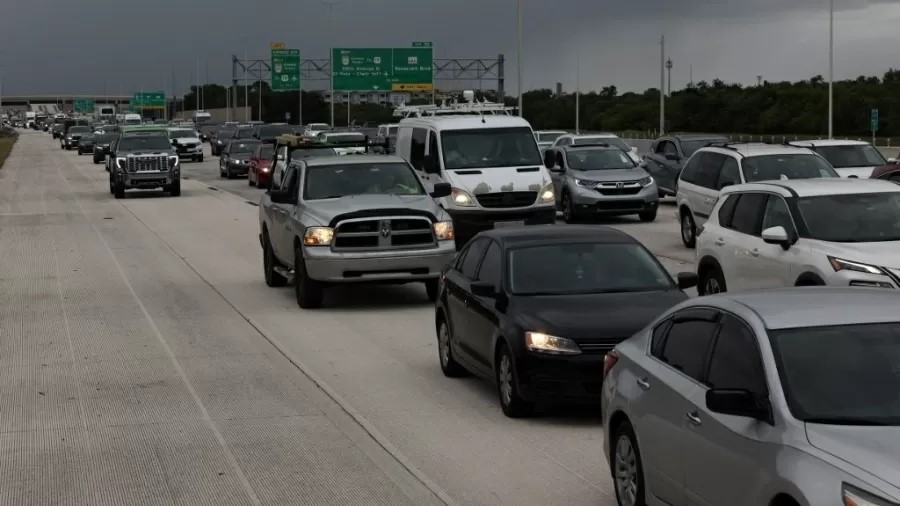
xmin=788 ymin=139 xmax=891 ymax=178
xmin=676 ymin=143 xmax=839 ymax=247
xmin=696 ymin=178 xmax=900 ymax=295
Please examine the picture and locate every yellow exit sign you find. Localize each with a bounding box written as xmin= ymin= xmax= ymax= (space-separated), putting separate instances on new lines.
xmin=270 ymin=42 xmax=285 ymax=50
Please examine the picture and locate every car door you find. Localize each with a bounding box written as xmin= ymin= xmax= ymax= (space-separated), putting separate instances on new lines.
xmin=634 ymin=311 xmax=719 ymax=506
xmin=271 ymin=165 xmax=298 ymax=261
xmin=463 ymin=240 xmax=504 ymax=370
xmin=723 ymin=193 xmax=770 ymax=290
xmin=741 ymin=195 xmax=797 ymax=289
xmin=645 ymin=140 xmax=677 ymax=192
xmin=683 ymin=314 xmax=775 ymax=506
xmin=444 ymin=238 xmax=489 ymax=371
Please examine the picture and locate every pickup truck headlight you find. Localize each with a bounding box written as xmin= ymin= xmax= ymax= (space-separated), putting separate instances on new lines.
xmin=539 ymin=182 xmax=555 ymax=204
xmin=433 ymin=221 xmax=454 ymax=241
xmin=451 ymin=188 xmax=476 ymax=207
xmin=525 ymin=332 xmax=581 ymax=355
xmin=303 ymin=227 xmax=334 ymax=246
xmin=116 ymin=158 xmax=126 ymax=169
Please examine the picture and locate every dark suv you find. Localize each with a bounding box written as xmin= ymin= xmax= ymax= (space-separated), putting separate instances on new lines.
xmin=641 ymin=133 xmax=728 ymax=196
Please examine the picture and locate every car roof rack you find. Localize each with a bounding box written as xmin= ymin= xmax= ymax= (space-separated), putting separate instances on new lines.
xmin=275 ymin=134 xmax=386 ymax=152
xmin=393 ymin=90 xmax=516 ymax=118
xmin=566 ymin=143 xmax=612 ymax=148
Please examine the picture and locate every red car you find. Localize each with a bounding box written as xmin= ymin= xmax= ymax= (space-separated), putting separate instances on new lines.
xmin=248 ymin=144 xmax=276 ymax=188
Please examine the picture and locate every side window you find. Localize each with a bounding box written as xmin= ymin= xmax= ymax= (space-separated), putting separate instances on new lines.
xmin=706 ymin=315 xmax=767 ymax=395
xmin=664 ymin=141 xmax=678 ymax=156
xmin=650 ymin=319 xmax=673 ymax=359
xmin=730 ymin=193 xmax=767 ymax=235
xmin=280 ymin=166 xmax=297 ymax=195
xmin=556 ymin=152 xmax=564 ymax=169
xmin=695 ymin=153 xmax=726 ymax=189
xmin=717 ymin=158 xmax=741 ymax=190
xmin=543 ymin=150 xmax=555 ymax=169
xmin=680 ymin=154 xmax=702 ymax=183
xmin=660 ymin=319 xmax=719 ymax=381
xmin=460 ymin=239 xmax=488 ymax=280
xmin=428 ymin=132 xmax=440 ymax=167
xmin=410 ymin=128 xmax=427 ymax=171
xmin=654 ymin=140 xmax=667 ymax=154
xmin=717 ymin=194 xmax=740 ymax=228
xmin=475 ymin=242 xmax=502 ymax=288
xmin=762 ymin=195 xmax=796 ymax=234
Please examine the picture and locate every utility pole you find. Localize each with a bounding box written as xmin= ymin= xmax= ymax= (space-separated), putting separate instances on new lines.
xmin=757 ymin=75 xmax=763 ymax=87
xmin=828 ymin=0 xmax=834 ymax=139
xmin=204 ymin=61 xmax=209 ymax=110
xmin=659 ymin=35 xmax=665 ymax=135
xmin=665 ymin=58 xmax=673 ymax=96
xmin=258 ymin=79 xmax=262 ymax=122
xmin=575 ymin=53 xmax=580 ymax=134
xmin=244 ymin=40 xmax=249 ymax=122
xmin=689 ymin=64 xmax=693 ymax=88
xmin=516 ymin=0 xmax=523 ymax=117
xmin=195 ymin=57 xmax=199 ymax=116
xmin=323 ymin=0 xmax=342 ymax=127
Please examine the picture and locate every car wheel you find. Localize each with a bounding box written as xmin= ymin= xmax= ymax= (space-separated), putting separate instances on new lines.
xmin=294 ymin=246 xmax=323 ymax=308
xmin=680 ymin=211 xmax=697 ymax=248
xmin=424 ymin=279 xmax=438 ymax=302
xmin=93 ymin=156 xmax=100 ymax=165
xmin=168 ymin=178 xmax=181 ymax=197
xmin=612 ymin=420 xmax=646 ymax=506
xmin=698 ymin=266 xmax=726 ymax=295
xmin=113 ymin=178 xmax=125 ymax=199
xmin=263 ymin=234 xmax=287 ymax=287
xmin=198 ymin=155 xmax=204 ymax=163
xmin=562 ymin=191 xmax=578 ymax=224
xmin=638 ymin=209 xmax=657 ymax=222
xmin=437 ymin=318 xmax=466 ymax=377
xmin=496 ymin=343 xmax=533 ymax=417
xmin=226 ymin=168 xmax=234 ymax=180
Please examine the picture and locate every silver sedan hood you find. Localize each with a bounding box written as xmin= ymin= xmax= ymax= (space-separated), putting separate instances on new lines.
xmin=806 ymin=423 xmax=900 ymax=500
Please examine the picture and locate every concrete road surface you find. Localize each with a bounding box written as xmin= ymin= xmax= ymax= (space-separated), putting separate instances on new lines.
xmin=0 ymin=132 xmax=702 ymax=505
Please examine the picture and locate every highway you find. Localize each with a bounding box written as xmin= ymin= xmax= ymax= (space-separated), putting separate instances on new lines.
xmin=0 ymin=130 xmax=697 ymax=505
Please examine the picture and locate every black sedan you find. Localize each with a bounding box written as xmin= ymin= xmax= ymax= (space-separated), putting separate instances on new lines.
xmin=219 ymin=139 xmax=261 ymax=179
xmin=92 ymin=133 xmax=119 ymax=164
xmin=434 ymin=225 xmax=697 ymax=417
xmin=76 ymin=133 xmax=97 ymax=155
xmin=212 ymin=127 xmax=236 ymax=156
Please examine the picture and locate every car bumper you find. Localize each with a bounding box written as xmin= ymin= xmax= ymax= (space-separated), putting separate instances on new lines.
xmin=227 ymin=163 xmax=250 ymax=175
xmin=517 ymin=351 xmax=607 ymax=402
xmin=447 ymin=206 xmax=557 ymax=237
xmin=255 ymin=168 xmax=273 ymax=185
xmin=122 ymin=170 xmax=178 ymax=189
xmin=176 ymin=147 xmax=203 ymax=157
xmin=571 ymin=184 xmax=659 ymax=215
xmin=303 ymin=241 xmax=457 ymax=283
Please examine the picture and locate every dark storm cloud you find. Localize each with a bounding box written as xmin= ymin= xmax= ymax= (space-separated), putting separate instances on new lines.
xmin=0 ymin=0 xmax=897 ymax=95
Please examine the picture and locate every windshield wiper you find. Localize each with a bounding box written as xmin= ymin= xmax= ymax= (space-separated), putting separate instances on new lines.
xmin=804 ymin=417 xmax=893 ymax=426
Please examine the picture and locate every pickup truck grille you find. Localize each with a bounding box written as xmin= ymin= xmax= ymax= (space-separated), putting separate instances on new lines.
xmin=125 ymin=155 xmax=169 ymax=173
xmin=333 ymin=217 xmax=435 ymax=251
xmin=476 ymin=191 xmax=537 ymax=208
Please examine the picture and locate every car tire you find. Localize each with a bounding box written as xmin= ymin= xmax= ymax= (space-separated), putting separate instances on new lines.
xmin=561 ymin=191 xmax=578 ymax=224
xmin=226 ymin=168 xmax=234 ymax=180
xmin=167 ymin=178 xmax=181 ymax=197
xmin=424 ymin=279 xmax=439 ymax=301
xmin=680 ymin=211 xmax=697 ymax=248
xmin=263 ymin=234 xmax=287 ymax=287
xmin=113 ymin=178 xmax=125 ymax=199
xmin=612 ymin=420 xmax=647 ymax=506
xmin=294 ymin=246 xmax=323 ymax=309
xmin=437 ymin=318 xmax=467 ymax=377
xmin=698 ymin=266 xmax=726 ymax=295
xmin=638 ymin=209 xmax=657 ymax=222
xmin=198 ymin=155 xmax=204 ymax=163
xmin=496 ymin=343 xmax=533 ymax=418
xmin=93 ymin=156 xmax=100 ymax=165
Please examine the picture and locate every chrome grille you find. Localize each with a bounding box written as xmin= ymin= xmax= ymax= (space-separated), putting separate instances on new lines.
xmin=595 ymin=181 xmax=642 ymax=196
xmin=476 ymin=191 xmax=537 ymax=208
xmin=125 ymin=155 xmax=168 ymax=173
xmin=578 ymin=339 xmax=623 ymax=355
xmin=333 ymin=216 xmax=435 ymax=251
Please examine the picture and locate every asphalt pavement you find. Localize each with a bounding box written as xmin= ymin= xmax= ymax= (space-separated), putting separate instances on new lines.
xmin=0 ymin=132 xmax=699 ymax=505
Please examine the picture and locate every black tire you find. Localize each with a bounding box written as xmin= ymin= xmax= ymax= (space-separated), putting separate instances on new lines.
xmin=496 ymin=343 xmax=533 ymax=417
xmin=167 ymin=178 xmax=181 ymax=197
xmin=611 ymin=420 xmax=647 ymax=506
xmin=424 ymin=279 xmax=439 ymax=302
xmin=698 ymin=265 xmax=726 ymax=295
xmin=561 ymin=191 xmax=578 ymax=224
xmin=294 ymin=246 xmax=323 ymax=308
xmin=680 ymin=210 xmax=697 ymax=248
xmin=93 ymin=156 xmax=100 ymax=165
xmin=226 ymin=167 xmax=234 ymax=179
xmin=198 ymin=155 xmax=204 ymax=163
xmin=638 ymin=208 xmax=657 ymax=222
xmin=113 ymin=178 xmax=125 ymax=199
xmin=263 ymin=234 xmax=287 ymax=287
xmin=436 ymin=318 xmax=466 ymax=377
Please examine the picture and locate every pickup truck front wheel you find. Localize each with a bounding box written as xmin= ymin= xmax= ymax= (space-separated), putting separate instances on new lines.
xmin=263 ymin=235 xmax=287 ymax=287
xmin=294 ymin=246 xmax=323 ymax=309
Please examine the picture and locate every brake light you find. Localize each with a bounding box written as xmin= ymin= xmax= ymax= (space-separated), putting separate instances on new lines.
xmin=603 ymin=350 xmax=619 ymax=379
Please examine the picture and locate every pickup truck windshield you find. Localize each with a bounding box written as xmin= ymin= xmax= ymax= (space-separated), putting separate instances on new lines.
xmin=441 ymin=127 xmax=542 ymax=170
xmin=118 ymin=135 xmax=172 ymax=151
xmin=304 ymin=162 xmax=425 ymax=200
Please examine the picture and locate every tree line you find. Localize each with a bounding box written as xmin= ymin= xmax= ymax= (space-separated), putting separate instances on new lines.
xmin=180 ymin=69 xmax=900 ymax=137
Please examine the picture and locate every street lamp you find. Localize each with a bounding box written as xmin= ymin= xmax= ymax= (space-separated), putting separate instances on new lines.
xmin=323 ymin=0 xmax=343 ymax=127
xmin=665 ymin=58 xmax=673 ymax=97
xmin=828 ymin=0 xmax=834 ymax=139
xmin=517 ymin=0 xmax=523 ymax=116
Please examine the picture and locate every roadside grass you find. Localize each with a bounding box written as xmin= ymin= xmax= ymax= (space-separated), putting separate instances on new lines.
xmin=0 ymin=133 xmax=18 ymax=170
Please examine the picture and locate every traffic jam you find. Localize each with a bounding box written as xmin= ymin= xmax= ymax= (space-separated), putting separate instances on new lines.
xmin=33 ymin=94 xmax=900 ymax=506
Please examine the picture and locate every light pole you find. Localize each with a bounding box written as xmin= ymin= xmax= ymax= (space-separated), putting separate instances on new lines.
xmin=828 ymin=0 xmax=834 ymax=139
xmin=516 ymin=0 xmax=523 ymax=117
xmin=323 ymin=0 xmax=343 ymax=127
xmin=575 ymin=54 xmax=580 ymax=134
xmin=665 ymin=58 xmax=673 ymax=97
xmin=244 ymin=38 xmax=249 ymax=122
xmin=659 ymin=35 xmax=665 ymax=135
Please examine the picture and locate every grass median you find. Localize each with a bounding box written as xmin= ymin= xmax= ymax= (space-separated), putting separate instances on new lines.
xmin=0 ymin=133 xmax=18 ymax=170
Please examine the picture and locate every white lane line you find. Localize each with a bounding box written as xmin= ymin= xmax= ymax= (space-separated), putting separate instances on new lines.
xmin=53 ymin=163 xmax=263 ymax=506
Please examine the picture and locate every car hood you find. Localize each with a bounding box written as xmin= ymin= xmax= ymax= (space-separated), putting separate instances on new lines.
xmin=451 ymin=166 xmax=551 ymax=194
xmin=121 ymin=150 xmax=173 ymax=157
xmin=569 ymin=167 xmax=650 ymax=182
xmin=510 ymin=290 xmax=687 ymax=341
xmin=303 ymin=194 xmax=446 ymax=226
xmin=809 ymin=240 xmax=900 ymax=270
xmin=835 ymin=166 xmax=877 ymax=178
xmin=806 ymin=424 xmax=900 ymax=499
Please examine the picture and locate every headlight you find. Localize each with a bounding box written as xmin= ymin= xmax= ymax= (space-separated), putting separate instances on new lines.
xmin=433 ymin=221 xmax=455 ymax=241
xmin=639 ymin=176 xmax=654 ymax=187
xmin=116 ymin=158 xmax=126 ymax=169
xmin=303 ymin=227 xmax=334 ymax=246
xmin=169 ymin=156 xmax=179 ymax=168
xmin=828 ymin=256 xmax=883 ymax=275
xmin=450 ymin=188 xmax=476 ymax=207
xmin=574 ymin=178 xmax=597 ymax=188
xmin=539 ymin=182 xmax=555 ymax=203
xmin=525 ymin=331 xmax=582 ymax=355
xmin=842 ymin=483 xmax=895 ymax=506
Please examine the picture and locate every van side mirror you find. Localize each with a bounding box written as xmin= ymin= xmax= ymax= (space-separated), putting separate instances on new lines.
xmin=549 ymin=164 xmax=564 ymax=173
xmin=270 ymin=189 xmax=295 ymax=205
xmin=706 ymin=389 xmax=773 ymax=424
xmin=276 ymin=153 xmax=285 ymax=161
xmin=430 ymin=182 xmax=451 ymax=198
xmin=423 ymin=153 xmax=440 ymax=174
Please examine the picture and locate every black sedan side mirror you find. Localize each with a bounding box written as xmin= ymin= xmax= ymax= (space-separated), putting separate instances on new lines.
xmin=706 ymin=389 xmax=773 ymax=424
xmin=430 ymin=182 xmax=451 ymax=198
xmin=676 ymin=272 xmax=698 ymax=290
xmin=470 ymin=281 xmax=497 ymax=298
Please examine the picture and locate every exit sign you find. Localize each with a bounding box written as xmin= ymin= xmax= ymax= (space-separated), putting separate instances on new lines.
xmin=412 ymin=41 xmax=433 ymax=48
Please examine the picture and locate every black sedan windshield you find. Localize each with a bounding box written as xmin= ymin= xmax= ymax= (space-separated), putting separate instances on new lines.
xmin=118 ymin=135 xmax=172 ymax=151
xmin=441 ymin=127 xmax=542 ymax=170
xmin=771 ymin=323 xmax=900 ymax=425
xmin=229 ymin=142 xmax=259 ymax=154
xmin=813 ymin=144 xmax=886 ymax=168
xmin=742 ymin=154 xmax=838 ymax=182
xmin=796 ymin=192 xmax=900 ymax=242
xmin=509 ymin=243 xmax=674 ymax=295
xmin=235 ymin=128 xmax=254 ymax=139
xmin=567 ymin=149 xmax=635 ymax=170
xmin=304 ymin=163 xmax=424 ymax=200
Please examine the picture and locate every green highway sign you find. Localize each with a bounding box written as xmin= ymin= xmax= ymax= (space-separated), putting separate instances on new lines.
xmin=871 ymin=108 xmax=879 ymax=132
xmin=73 ymin=99 xmax=95 ymax=113
xmin=332 ymin=46 xmax=433 ymax=91
xmin=412 ymin=41 xmax=433 ymax=48
xmin=132 ymin=91 xmax=166 ymax=109
xmin=271 ymin=48 xmax=301 ymax=91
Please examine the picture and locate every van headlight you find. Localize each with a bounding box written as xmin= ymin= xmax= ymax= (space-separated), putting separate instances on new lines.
xmin=433 ymin=221 xmax=455 ymax=241
xmin=539 ymin=182 xmax=555 ymax=204
xmin=451 ymin=188 xmax=476 ymax=207
xmin=303 ymin=227 xmax=334 ymax=246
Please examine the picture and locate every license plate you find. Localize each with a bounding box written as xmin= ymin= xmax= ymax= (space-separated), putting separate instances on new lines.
xmin=493 ymin=220 xmax=525 ymax=228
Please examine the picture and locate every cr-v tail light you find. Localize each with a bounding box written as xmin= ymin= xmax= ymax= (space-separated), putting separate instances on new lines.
xmin=603 ymin=350 xmax=619 ymax=379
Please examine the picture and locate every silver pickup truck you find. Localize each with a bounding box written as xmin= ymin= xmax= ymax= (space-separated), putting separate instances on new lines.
xmin=258 ymin=141 xmax=454 ymax=308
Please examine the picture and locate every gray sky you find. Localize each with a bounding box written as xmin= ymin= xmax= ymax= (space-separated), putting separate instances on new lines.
xmin=1 ymin=0 xmax=898 ymax=95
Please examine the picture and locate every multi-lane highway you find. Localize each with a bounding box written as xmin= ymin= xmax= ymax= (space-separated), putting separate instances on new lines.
xmin=0 ymin=130 xmax=701 ymax=505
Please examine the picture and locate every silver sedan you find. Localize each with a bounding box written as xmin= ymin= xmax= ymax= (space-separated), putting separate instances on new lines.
xmin=601 ymin=288 xmax=900 ymax=506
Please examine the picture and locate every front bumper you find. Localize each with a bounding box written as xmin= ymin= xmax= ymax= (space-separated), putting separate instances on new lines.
xmin=176 ymin=145 xmax=203 ymax=157
xmin=303 ymin=241 xmax=456 ymax=283
xmin=517 ymin=351 xmax=607 ymax=402
xmin=570 ymin=183 xmax=659 ymax=215
xmin=255 ymin=167 xmax=273 ymax=185
xmin=121 ymin=170 xmax=178 ymax=189
xmin=227 ymin=162 xmax=250 ymax=175
xmin=447 ymin=206 xmax=557 ymax=238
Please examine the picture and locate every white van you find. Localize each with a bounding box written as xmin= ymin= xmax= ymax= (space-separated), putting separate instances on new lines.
xmin=194 ymin=110 xmax=212 ymax=123
xmin=396 ymin=114 xmax=556 ymax=244
xmin=123 ymin=113 xmax=142 ymax=125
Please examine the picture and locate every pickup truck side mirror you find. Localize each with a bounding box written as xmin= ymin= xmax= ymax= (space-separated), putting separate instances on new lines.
xmin=270 ymin=189 xmax=292 ymax=204
xmin=430 ymin=182 xmax=452 ymax=198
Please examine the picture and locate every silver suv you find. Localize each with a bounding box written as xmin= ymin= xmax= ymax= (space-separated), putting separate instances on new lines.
xmin=543 ymin=144 xmax=658 ymax=223
xmin=259 ymin=147 xmax=455 ymax=308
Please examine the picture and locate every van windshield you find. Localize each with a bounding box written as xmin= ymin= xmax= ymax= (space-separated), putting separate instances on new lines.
xmin=441 ymin=127 xmax=542 ymax=170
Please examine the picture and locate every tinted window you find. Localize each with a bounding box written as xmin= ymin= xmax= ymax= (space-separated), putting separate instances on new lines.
xmin=729 ymin=193 xmax=766 ymax=235
xmin=795 ymin=192 xmax=900 ymax=242
xmin=651 ymin=319 xmax=673 ymax=359
xmin=567 ymin=149 xmax=635 ymax=170
xmin=812 ymin=145 xmax=886 ymax=168
xmin=741 ymin=154 xmax=839 ymax=182
xmin=762 ymin=196 xmax=796 ymax=234
xmin=707 ymin=315 xmax=767 ymax=394
xmin=681 ymin=138 xmax=727 ymax=156
xmin=694 ymin=153 xmax=726 ymax=189
xmin=461 ymin=239 xmax=488 ymax=280
xmin=663 ymin=142 xmax=678 ymax=156
xmin=680 ymin=155 xmax=702 ymax=183
xmin=661 ymin=320 xmax=718 ymax=381
xmin=476 ymin=242 xmax=502 ymax=288
xmin=717 ymin=158 xmax=741 ymax=189
xmin=410 ymin=128 xmax=427 ymax=170
xmin=717 ymin=194 xmax=740 ymax=228
xmin=428 ymin=131 xmax=439 ymax=159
